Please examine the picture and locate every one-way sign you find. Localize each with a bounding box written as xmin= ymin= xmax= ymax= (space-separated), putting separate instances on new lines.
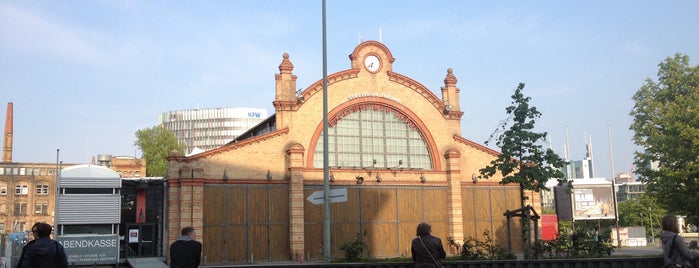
xmin=306 ymin=188 xmax=348 ymax=205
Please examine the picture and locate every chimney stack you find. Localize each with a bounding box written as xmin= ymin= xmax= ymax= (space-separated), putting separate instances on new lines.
xmin=2 ymin=102 xmax=13 ymax=163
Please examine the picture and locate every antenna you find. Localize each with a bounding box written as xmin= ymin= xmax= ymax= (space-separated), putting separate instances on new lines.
xmin=565 ymin=126 xmax=570 ymax=161
xmin=587 ymin=133 xmax=595 ymax=177
xmin=379 ymin=28 xmax=383 ymax=43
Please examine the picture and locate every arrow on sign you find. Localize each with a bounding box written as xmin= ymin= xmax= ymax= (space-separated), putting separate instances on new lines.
xmin=306 ymin=188 xmax=348 ymax=205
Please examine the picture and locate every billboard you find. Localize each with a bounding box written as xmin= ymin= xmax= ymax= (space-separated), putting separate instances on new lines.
xmin=57 ymin=234 xmax=119 ymax=266
xmin=555 ymin=178 xmax=616 ymax=221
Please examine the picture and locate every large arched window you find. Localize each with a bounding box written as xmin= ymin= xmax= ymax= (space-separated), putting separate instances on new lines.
xmin=313 ymin=104 xmax=432 ymax=170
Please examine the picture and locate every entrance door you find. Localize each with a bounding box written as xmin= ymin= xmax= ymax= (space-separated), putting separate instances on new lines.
xmin=125 ymin=223 xmax=157 ymax=257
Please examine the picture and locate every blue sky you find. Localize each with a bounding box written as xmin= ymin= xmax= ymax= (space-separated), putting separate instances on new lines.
xmin=1 ymin=1 xmax=698 ymax=180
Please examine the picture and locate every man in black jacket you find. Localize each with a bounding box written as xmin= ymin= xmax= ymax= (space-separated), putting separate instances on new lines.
xmin=170 ymin=226 xmax=202 ymax=268
xmin=411 ymin=222 xmax=446 ymax=268
xmin=16 ymin=222 xmax=69 ymax=268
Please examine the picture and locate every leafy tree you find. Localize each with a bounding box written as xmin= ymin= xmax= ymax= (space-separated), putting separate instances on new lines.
xmin=617 ymin=194 xmax=666 ymax=239
xmin=629 ymin=53 xmax=699 ymax=225
xmin=480 ymin=83 xmax=568 ymax=258
xmin=134 ymin=125 xmax=185 ymax=177
xmin=480 ymin=83 xmax=568 ymax=207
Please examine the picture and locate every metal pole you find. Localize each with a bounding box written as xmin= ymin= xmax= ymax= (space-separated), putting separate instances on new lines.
xmin=321 ymin=0 xmax=331 ymax=262
xmin=55 ymin=149 xmax=60 ymax=233
xmin=649 ymin=207 xmax=654 ymax=242
xmin=608 ymin=126 xmax=621 ymax=248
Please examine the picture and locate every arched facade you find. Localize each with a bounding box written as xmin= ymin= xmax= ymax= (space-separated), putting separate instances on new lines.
xmin=166 ymin=41 xmax=534 ymax=265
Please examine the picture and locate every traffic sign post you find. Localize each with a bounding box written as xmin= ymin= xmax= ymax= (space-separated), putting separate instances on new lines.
xmin=307 ymin=188 xmax=347 ymax=205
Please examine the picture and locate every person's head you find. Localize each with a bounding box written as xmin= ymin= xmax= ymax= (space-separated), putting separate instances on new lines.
xmin=31 ymin=222 xmax=52 ymax=238
xmin=416 ymin=222 xmax=432 ymax=237
xmin=662 ymin=215 xmax=680 ymax=233
xmin=181 ymin=226 xmax=195 ymax=238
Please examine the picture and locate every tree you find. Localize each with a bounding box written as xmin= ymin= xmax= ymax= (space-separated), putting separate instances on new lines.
xmin=629 ymin=53 xmax=699 ymax=225
xmin=480 ymin=83 xmax=568 ymax=258
xmin=617 ymin=194 xmax=666 ymax=239
xmin=480 ymin=83 xmax=568 ymax=207
xmin=134 ymin=125 xmax=185 ymax=177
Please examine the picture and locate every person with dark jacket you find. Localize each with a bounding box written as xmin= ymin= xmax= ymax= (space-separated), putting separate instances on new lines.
xmin=170 ymin=226 xmax=203 ymax=268
xmin=16 ymin=222 xmax=69 ymax=268
xmin=661 ymin=215 xmax=695 ymax=267
xmin=411 ymin=222 xmax=446 ymax=268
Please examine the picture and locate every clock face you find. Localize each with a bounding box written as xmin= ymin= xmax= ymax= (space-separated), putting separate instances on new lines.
xmin=364 ymin=55 xmax=380 ymax=72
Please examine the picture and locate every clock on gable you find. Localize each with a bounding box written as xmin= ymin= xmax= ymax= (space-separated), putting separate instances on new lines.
xmin=364 ymin=55 xmax=381 ymax=73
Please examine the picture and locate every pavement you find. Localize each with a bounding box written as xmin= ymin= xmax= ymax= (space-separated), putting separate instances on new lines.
xmin=612 ymin=245 xmax=663 ymax=257
xmin=124 ymin=246 xmax=666 ymax=267
xmin=127 ymin=257 xmax=168 ymax=268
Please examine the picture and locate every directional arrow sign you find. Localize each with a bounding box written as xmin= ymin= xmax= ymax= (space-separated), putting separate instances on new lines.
xmin=306 ymin=188 xmax=347 ymax=205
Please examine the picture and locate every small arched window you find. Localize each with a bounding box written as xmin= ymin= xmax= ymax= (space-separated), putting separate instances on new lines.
xmin=313 ymin=104 xmax=432 ymax=170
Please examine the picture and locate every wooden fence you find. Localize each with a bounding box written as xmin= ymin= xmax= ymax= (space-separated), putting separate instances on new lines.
xmin=201 ymin=184 xmax=528 ymax=265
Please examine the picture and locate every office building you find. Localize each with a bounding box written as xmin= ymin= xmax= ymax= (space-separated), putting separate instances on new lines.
xmin=158 ymin=107 xmax=267 ymax=155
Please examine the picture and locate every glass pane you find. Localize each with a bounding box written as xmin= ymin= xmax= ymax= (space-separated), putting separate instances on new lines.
xmin=313 ymin=104 xmax=432 ymax=169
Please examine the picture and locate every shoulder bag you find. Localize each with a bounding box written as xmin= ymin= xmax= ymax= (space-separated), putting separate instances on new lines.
xmin=663 ymin=234 xmax=690 ymax=268
xmin=418 ymin=236 xmax=445 ymax=268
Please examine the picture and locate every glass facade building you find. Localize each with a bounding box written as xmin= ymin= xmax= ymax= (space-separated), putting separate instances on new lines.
xmin=158 ymin=107 xmax=267 ymax=155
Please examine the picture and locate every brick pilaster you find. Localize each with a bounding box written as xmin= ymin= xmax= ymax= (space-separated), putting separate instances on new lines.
xmin=444 ymin=148 xmax=464 ymax=250
xmin=287 ymin=144 xmax=305 ymax=260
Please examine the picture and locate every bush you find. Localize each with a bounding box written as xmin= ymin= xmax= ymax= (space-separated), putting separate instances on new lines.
xmin=339 ymin=231 xmax=368 ymax=261
xmin=532 ymin=234 xmax=615 ymax=259
xmin=448 ymin=230 xmax=516 ymax=260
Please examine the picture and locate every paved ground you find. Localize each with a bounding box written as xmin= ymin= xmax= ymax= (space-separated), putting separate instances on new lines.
xmin=127 ymin=246 xmax=667 ymax=267
xmin=612 ymin=245 xmax=663 ymax=256
xmin=127 ymin=257 xmax=168 ymax=268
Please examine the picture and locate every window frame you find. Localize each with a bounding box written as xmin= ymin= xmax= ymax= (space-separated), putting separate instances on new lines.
xmin=313 ymin=104 xmax=432 ymax=170
xmin=36 ymin=184 xmax=49 ymax=195
xmin=14 ymin=184 xmax=28 ymax=195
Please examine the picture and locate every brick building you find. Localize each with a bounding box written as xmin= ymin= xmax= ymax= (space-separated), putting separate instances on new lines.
xmin=0 ymin=102 xmax=147 ymax=235
xmin=166 ymin=41 xmax=536 ymax=265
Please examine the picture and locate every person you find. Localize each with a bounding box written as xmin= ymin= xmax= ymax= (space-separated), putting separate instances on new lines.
xmin=16 ymin=222 xmax=69 ymax=268
xmin=411 ymin=222 xmax=446 ymax=268
xmin=170 ymin=226 xmax=203 ymax=268
xmin=661 ymin=214 xmax=695 ymax=267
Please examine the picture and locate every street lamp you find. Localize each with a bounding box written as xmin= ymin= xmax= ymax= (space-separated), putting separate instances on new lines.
xmin=648 ymin=207 xmax=654 ymax=243
xmin=640 ymin=212 xmax=644 ymax=227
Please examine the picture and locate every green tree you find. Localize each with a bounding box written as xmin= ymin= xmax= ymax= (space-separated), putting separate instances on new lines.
xmin=617 ymin=194 xmax=666 ymax=239
xmin=134 ymin=125 xmax=185 ymax=177
xmin=480 ymin=83 xmax=568 ymax=207
xmin=629 ymin=53 xmax=699 ymax=225
xmin=480 ymin=83 xmax=568 ymax=258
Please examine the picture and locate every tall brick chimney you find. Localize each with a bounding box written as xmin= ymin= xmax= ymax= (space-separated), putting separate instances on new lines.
xmin=2 ymin=102 xmax=12 ymax=163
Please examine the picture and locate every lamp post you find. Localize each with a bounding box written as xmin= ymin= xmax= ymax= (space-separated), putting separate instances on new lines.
xmin=648 ymin=207 xmax=654 ymax=243
xmin=640 ymin=212 xmax=644 ymax=227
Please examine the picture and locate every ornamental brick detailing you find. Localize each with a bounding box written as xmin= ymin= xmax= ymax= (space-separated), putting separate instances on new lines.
xmin=444 ymin=148 xmax=464 ymax=245
xmin=167 ymin=177 xmax=205 ymax=254
xmin=275 ymin=53 xmax=299 ymax=129
xmin=287 ymin=143 xmax=305 ymax=260
xmin=441 ymin=68 xmax=464 ymax=122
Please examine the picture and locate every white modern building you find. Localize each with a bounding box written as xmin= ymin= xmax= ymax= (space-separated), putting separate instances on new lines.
xmin=158 ymin=107 xmax=267 ymax=155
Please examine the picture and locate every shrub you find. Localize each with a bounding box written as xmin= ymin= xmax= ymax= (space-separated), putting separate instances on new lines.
xmin=448 ymin=230 xmax=516 ymax=260
xmin=339 ymin=231 xmax=368 ymax=261
xmin=532 ymin=234 xmax=615 ymax=259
